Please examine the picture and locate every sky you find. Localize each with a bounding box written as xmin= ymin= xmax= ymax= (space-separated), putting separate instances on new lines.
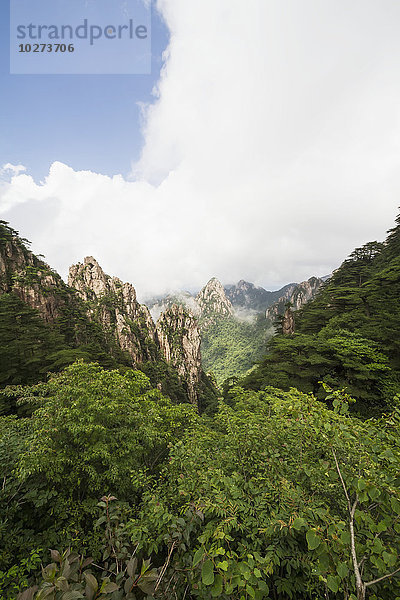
xmin=1 ymin=0 xmax=400 ymax=300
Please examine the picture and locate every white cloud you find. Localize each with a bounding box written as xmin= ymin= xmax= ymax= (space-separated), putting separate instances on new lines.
xmin=1 ymin=163 xmax=27 ymax=176
xmin=1 ymin=0 xmax=400 ymax=298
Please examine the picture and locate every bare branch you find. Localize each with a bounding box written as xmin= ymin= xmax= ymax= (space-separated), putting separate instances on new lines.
xmin=332 ymin=448 xmax=363 ymax=593
xmin=366 ymin=565 xmax=400 ymax=587
xmin=155 ymin=540 xmax=177 ymax=592
xmin=332 ymin=448 xmax=351 ymax=512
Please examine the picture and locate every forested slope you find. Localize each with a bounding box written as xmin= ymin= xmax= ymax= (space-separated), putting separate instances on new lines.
xmin=240 ymin=215 xmax=400 ymax=413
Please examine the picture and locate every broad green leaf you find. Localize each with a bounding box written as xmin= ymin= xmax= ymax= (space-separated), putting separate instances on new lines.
xmin=83 ymin=573 xmax=98 ymax=592
xmin=391 ymin=497 xmax=400 ymax=515
xmin=368 ymin=486 xmax=380 ymax=500
xmin=292 ymin=518 xmax=306 ymax=531
xmin=341 ymin=530 xmax=351 ymax=545
xmin=193 ymin=547 xmax=205 ymax=568
xmin=246 ymin=584 xmax=256 ymax=598
xmin=50 ymin=550 xmax=61 ymax=563
xmin=60 ymin=592 xmax=84 ymax=600
xmin=101 ymin=582 xmax=119 ymax=593
xmin=258 ymin=581 xmax=269 ymax=593
xmin=382 ymin=551 xmax=397 ymax=567
xmin=337 ymin=562 xmax=349 ymax=579
xmin=306 ymin=529 xmax=321 ymax=550
xmin=211 ymin=574 xmax=223 ymax=597
xmin=126 ymin=557 xmax=137 ymax=578
xmin=327 ymin=575 xmax=339 ymax=592
xmin=202 ymin=560 xmax=215 ymax=586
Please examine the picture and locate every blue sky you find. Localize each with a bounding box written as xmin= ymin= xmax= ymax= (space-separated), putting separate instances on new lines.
xmin=0 ymin=1 xmax=168 ymax=181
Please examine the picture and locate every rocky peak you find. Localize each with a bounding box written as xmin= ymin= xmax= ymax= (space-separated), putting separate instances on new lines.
xmin=69 ymin=257 xmax=158 ymax=364
xmin=147 ymin=291 xmax=201 ymax=322
xmin=266 ymin=276 xmax=324 ymax=323
xmin=68 ymin=256 xmax=133 ymax=301
xmin=196 ymin=277 xmax=233 ymax=326
xmin=225 ymin=279 xmax=298 ymax=313
xmin=157 ymin=304 xmax=202 ymax=406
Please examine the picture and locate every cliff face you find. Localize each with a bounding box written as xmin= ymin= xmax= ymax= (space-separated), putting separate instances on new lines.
xmin=68 ymin=257 xmax=204 ymax=406
xmin=156 ymin=304 xmax=202 ymax=406
xmin=68 ymin=257 xmax=159 ymax=365
xmin=281 ymin=307 xmax=295 ymax=335
xmin=266 ymin=276 xmax=324 ymax=323
xmin=0 ymin=224 xmax=67 ymax=323
xmin=196 ymin=277 xmax=233 ymax=327
xmin=0 ymin=236 xmax=30 ymax=293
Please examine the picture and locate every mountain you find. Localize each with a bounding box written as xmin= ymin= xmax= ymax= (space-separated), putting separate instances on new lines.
xmin=224 ymin=280 xmax=296 ymax=313
xmin=0 ymin=221 xmax=216 ymax=409
xmin=148 ymin=278 xmax=234 ymax=328
xmin=147 ymin=291 xmax=200 ymax=322
xmin=144 ymin=276 xmax=324 ymax=385
xmin=68 ymin=256 xmax=159 ymax=365
xmin=196 ymin=277 xmax=234 ymax=327
xmin=265 ymin=276 xmax=325 ymax=324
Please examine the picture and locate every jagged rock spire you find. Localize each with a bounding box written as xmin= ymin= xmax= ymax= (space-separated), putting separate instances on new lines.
xmin=196 ymin=277 xmax=233 ymax=327
xmin=68 ymin=257 xmax=158 ymax=364
xmin=157 ymin=304 xmax=201 ymax=406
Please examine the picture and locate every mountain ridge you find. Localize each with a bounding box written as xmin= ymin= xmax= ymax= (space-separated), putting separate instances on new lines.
xmin=0 ymin=222 xmax=212 ymax=408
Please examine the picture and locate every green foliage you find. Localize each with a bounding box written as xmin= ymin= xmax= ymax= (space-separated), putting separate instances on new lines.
xmin=2 ymin=215 xmax=400 ymax=600
xmin=0 ymin=288 xmax=131 ymax=397
xmin=0 ymin=362 xmax=196 ymax=587
xmin=201 ymin=315 xmax=274 ymax=385
xmin=16 ymin=362 xmax=196 ymax=500
xmin=2 ymin=365 xmax=400 ymax=599
xmin=0 ymin=294 xmax=66 ymax=390
xmin=19 ymin=497 xmax=159 ymax=600
xmin=128 ymin=386 xmax=400 ymax=599
xmin=138 ymin=359 xmax=190 ymax=404
xmin=0 ymin=549 xmax=42 ymax=600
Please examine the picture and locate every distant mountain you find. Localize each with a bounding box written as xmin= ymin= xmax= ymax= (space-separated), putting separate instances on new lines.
xmin=145 ymin=276 xmax=325 ymax=384
xmin=225 ymin=280 xmax=297 ymax=313
xmin=196 ymin=277 xmax=234 ymax=327
xmin=148 ymin=278 xmax=234 ymax=329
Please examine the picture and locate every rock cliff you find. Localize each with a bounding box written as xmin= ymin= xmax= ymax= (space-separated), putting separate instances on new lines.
xmin=0 ymin=222 xmax=67 ymax=323
xmin=156 ymin=304 xmax=202 ymax=405
xmin=281 ymin=307 xmax=295 ymax=335
xmin=68 ymin=257 xmax=159 ymax=364
xmin=0 ymin=221 xmax=207 ymax=407
xmin=266 ymin=276 xmax=324 ymax=323
xmin=68 ymin=257 xmax=204 ymax=406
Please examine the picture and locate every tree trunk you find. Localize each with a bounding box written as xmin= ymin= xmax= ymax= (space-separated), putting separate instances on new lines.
xmin=357 ymin=583 xmax=366 ymax=600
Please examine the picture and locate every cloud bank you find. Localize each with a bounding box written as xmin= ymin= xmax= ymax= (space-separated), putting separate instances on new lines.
xmin=1 ymin=0 xmax=400 ymax=298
